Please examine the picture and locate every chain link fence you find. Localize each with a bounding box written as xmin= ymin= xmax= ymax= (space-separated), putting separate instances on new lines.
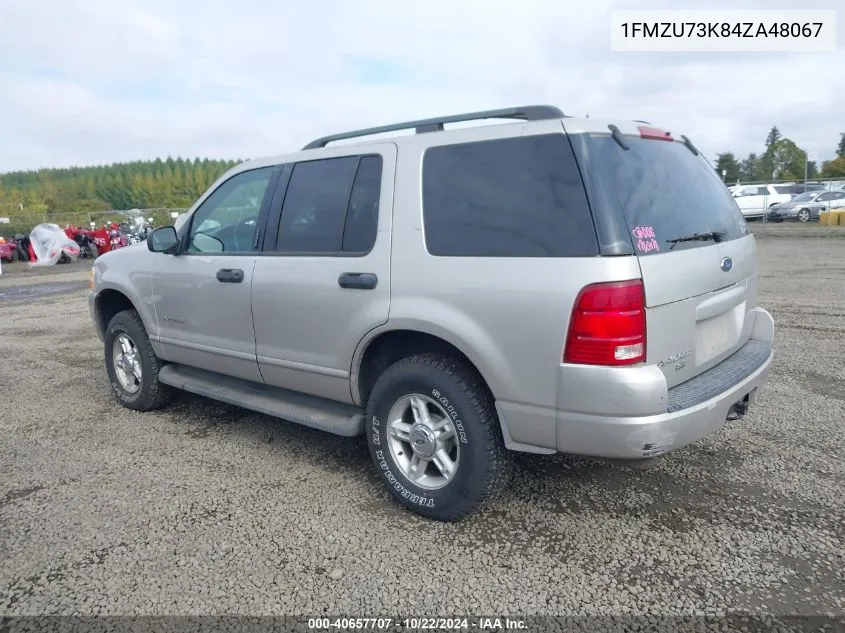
xmin=0 ymin=208 xmax=189 ymax=237
xmin=721 ymin=177 xmax=845 ymax=225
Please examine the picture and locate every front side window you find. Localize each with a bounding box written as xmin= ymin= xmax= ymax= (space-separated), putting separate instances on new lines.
xmin=187 ymin=167 xmax=274 ymax=253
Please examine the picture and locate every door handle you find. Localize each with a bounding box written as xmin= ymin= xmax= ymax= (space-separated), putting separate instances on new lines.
xmin=216 ymin=268 xmax=244 ymax=283
xmin=338 ymin=272 xmax=378 ymax=290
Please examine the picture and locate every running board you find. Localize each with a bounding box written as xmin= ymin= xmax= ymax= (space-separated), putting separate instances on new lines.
xmin=157 ymin=364 xmax=365 ymax=437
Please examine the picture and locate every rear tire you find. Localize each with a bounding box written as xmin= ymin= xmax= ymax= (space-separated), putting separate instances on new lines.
xmin=365 ymin=353 xmax=512 ymax=521
xmin=104 ymin=309 xmax=173 ymax=412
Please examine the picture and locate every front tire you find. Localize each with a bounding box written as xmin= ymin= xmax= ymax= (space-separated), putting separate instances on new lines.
xmin=104 ymin=309 xmax=173 ymax=411
xmin=797 ymin=208 xmax=811 ymax=222
xmin=365 ymin=354 xmax=512 ymax=521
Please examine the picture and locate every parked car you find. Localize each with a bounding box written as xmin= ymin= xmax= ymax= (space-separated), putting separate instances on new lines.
xmin=788 ymin=182 xmax=828 ymax=195
xmin=731 ymin=183 xmax=795 ymax=219
xmin=89 ymin=106 xmax=775 ymax=521
xmin=767 ymin=189 xmax=845 ymax=222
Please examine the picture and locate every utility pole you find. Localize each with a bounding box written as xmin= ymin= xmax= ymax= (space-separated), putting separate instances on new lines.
xmin=804 ymin=151 xmax=808 ymax=186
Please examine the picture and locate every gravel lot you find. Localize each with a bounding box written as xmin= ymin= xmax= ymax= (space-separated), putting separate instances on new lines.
xmin=1 ymin=227 xmax=843 ymax=625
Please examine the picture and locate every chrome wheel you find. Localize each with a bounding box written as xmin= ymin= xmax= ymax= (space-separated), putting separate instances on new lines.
xmin=386 ymin=393 xmax=461 ymax=491
xmin=112 ymin=333 xmax=142 ymax=394
xmin=797 ymin=209 xmax=810 ymax=222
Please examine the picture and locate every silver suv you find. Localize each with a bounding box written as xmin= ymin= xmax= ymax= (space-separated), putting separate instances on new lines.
xmin=89 ymin=106 xmax=775 ymax=521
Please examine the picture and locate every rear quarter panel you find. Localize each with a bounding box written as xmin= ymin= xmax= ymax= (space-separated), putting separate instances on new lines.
xmin=386 ymin=122 xmax=643 ymax=409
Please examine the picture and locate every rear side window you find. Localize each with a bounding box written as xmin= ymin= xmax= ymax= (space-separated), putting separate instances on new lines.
xmin=569 ymin=134 xmax=748 ymax=255
xmin=275 ymin=155 xmax=382 ymax=253
xmin=343 ymin=156 xmax=382 ymax=252
xmin=773 ymin=185 xmax=793 ymax=194
xmin=422 ymin=134 xmax=599 ymax=257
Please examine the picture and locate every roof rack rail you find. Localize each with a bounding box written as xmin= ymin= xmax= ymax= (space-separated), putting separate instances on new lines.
xmin=302 ymin=105 xmax=565 ymax=150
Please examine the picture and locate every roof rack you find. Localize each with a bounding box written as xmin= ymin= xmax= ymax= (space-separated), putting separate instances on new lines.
xmin=302 ymin=105 xmax=566 ymax=150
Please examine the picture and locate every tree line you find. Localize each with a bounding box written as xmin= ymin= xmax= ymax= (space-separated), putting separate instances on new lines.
xmin=0 ymin=157 xmax=241 ymax=234
xmin=715 ymin=129 xmax=845 ymax=185
xmin=2 ymin=129 xmax=844 ymax=234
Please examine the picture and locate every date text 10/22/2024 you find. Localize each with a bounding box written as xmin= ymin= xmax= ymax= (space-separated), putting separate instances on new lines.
xmin=307 ymin=617 xmax=528 ymax=630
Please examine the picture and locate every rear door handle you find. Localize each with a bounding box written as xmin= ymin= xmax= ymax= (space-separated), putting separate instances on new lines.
xmin=338 ymin=272 xmax=378 ymax=290
xmin=216 ymin=268 xmax=244 ymax=283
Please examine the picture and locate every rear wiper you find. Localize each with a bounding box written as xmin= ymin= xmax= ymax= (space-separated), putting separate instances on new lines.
xmin=607 ymin=124 xmax=630 ymax=150
xmin=666 ymin=231 xmax=725 ymax=250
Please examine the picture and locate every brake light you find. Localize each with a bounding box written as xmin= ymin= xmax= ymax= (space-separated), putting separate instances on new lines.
xmin=563 ymin=280 xmax=646 ymax=366
xmin=637 ymin=125 xmax=673 ymax=141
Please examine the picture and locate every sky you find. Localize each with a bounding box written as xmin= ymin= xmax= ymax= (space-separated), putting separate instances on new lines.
xmin=0 ymin=0 xmax=842 ymax=173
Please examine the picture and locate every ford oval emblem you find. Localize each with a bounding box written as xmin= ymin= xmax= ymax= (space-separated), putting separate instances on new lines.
xmin=720 ymin=257 xmax=733 ymax=272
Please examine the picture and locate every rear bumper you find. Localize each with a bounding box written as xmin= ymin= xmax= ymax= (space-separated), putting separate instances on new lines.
xmin=496 ymin=307 xmax=775 ymax=459
xmin=553 ymin=341 xmax=772 ymax=459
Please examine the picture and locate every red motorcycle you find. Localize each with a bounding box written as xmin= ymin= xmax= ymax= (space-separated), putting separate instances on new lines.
xmin=64 ymin=226 xmax=99 ymax=259
xmin=109 ymin=223 xmax=129 ymax=250
xmin=80 ymin=223 xmax=124 ymax=255
xmin=0 ymin=237 xmax=16 ymax=263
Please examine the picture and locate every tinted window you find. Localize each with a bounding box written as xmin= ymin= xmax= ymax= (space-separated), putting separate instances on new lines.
xmin=422 ymin=135 xmax=598 ymax=257
xmin=569 ymin=134 xmax=747 ymax=256
xmin=276 ymin=157 xmax=358 ymax=252
xmin=275 ymin=155 xmax=382 ymax=253
xmin=773 ymin=185 xmax=793 ymax=194
xmin=342 ymin=156 xmax=382 ymax=252
xmin=188 ymin=167 xmax=274 ymax=253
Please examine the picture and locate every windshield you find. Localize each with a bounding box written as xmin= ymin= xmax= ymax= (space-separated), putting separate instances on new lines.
xmin=568 ymin=133 xmax=748 ymax=255
xmin=791 ymin=192 xmax=815 ymax=202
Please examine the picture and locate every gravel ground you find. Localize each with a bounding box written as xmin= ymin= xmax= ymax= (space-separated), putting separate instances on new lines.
xmin=0 ymin=231 xmax=843 ymax=626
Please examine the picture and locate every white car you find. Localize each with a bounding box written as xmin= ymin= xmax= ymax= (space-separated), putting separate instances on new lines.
xmin=732 ymin=184 xmax=795 ymax=219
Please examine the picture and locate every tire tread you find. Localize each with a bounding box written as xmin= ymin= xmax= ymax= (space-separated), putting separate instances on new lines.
xmin=367 ymin=352 xmax=512 ymax=521
xmin=106 ymin=309 xmax=173 ymax=411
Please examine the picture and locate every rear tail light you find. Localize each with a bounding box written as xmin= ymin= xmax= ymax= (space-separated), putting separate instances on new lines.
xmin=563 ymin=280 xmax=646 ymax=366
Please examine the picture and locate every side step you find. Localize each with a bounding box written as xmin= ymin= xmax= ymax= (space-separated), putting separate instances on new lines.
xmin=158 ymin=364 xmax=365 ymax=437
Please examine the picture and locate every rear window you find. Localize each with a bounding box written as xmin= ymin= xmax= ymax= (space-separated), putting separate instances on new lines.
xmin=422 ymin=134 xmax=599 ymax=257
xmin=569 ymin=133 xmax=748 ymax=255
xmin=773 ymin=185 xmax=794 ymax=194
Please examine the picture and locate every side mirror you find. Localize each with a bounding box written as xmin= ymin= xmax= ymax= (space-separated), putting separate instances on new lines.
xmin=148 ymin=226 xmax=179 ymax=254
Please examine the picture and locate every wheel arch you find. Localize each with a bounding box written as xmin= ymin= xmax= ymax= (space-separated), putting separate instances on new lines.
xmin=94 ymin=287 xmax=148 ymax=339
xmin=352 ymin=327 xmax=501 ymax=410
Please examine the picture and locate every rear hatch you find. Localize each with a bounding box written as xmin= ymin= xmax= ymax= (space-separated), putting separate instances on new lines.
xmin=566 ymin=121 xmax=757 ymax=388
